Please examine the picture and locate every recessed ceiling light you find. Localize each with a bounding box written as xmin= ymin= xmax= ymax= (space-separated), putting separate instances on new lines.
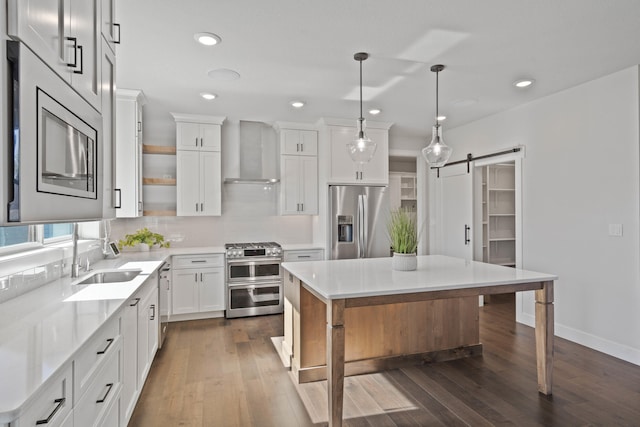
xmin=200 ymin=92 xmax=217 ymax=100
xmin=369 ymin=108 xmax=381 ymax=115
xmin=514 ymin=79 xmax=534 ymax=88
xmin=437 ymin=115 xmax=447 ymax=121
xmin=207 ymin=68 xmax=241 ymax=81
xmin=194 ymin=32 xmax=221 ymax=46
xmin=290 ymin=101 xmax=305 ymax=108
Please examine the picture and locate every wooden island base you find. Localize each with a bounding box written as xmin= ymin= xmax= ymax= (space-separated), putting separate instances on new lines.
xmin=284 ymin=276 xmax=483 ymax=384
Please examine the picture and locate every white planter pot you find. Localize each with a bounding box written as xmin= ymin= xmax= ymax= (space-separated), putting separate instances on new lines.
xmin=392 ymin=252 xmax=417 ymax=271
xmin=138 ymin=243 xmax=150 ymax=252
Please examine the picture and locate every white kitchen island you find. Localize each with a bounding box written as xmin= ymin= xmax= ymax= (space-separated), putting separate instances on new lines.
xmin=281 ymin=255 xmax=557 ymax=427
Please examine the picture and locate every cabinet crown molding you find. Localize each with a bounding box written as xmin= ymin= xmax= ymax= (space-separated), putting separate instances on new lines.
xmin=316 ymin=117 xmax=393 ymax=130
xmin=171 ymin=113 xmax=226 ymax=125
xmin=117 ymin=88 xmax=147 ymax=104
xmin=273 ymin=121 xmax=319 ymax=132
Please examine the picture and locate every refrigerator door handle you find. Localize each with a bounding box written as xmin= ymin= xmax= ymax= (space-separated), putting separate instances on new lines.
xmin=358 ymin=194 xmax=367 ymax=258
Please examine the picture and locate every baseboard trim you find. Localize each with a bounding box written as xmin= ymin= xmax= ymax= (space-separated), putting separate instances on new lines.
xmin=518 ymin=310 xmax=640 ymax=366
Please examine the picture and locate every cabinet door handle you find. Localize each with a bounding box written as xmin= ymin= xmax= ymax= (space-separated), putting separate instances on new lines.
xmin=200 ymin=202 xmax=204 ymax=212
xmin=191 ymin=260 xmax=207 ymax=263
xmin=65 ymin=36 xmax=78 ymax=68
xmin=36 ymin=398 xmax=65 ymax=425
xmin=96 ymin=383 xmax=114 ymax=404
xmin=130 ymin=297 xmax=140 ymax=306
xmin=298 ymin=255 xmax=311 ymax=258
xmin=301 ymin=203 xmax=304 ymax=211
xmin=464 ymin=224 xmax=471 ymax=245
xmin=200 ymin=273 xmax=203 ymax=282
xmin=195 ymin=273 xmax=198 ymax=282
xmin=96 ymin=338 xmax=114 ymax=355
xmin=195 ymin=203 xmax=199 ymax=212
xmin=150 ymin=304 xmax=155 ymax=320
xmin=296 ymin=143 xmax=300 ymax=152
xmin=114 ymin=188 xmax=122 ymax=208
xmin=137 ymin=121 xmax=142 ymax=132
xmin=301 ymin=143 xmax=304 ymax=151
xmin=113 ymin=23 xmax=121 ymax=44
xmin=73 ymin=45 xmax=84 ymax=74
xmin=200 ymin=137 xmax=204 ymax=147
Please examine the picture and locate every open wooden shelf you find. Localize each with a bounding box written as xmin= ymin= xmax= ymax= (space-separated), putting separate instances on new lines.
xmin=143 ymin=177 xmax=176 ymax=186
xmin=143 ymin=209 xmax=176 ymax=216
xmin=143 ymin=145 xmax=176 ymax=155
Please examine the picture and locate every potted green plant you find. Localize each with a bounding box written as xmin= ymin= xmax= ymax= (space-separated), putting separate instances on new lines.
xmin=388 ymin=208 xmax=418 ymax=271
xmin=118 ymin=227 xmax=170 ymax=251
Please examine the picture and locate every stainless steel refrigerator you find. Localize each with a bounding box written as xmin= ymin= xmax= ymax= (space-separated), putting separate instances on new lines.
xmin=330 ymin=185 xmax=391 ymax=259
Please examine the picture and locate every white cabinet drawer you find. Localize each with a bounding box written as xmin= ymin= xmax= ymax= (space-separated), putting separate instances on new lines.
xmin=74 ymin=315 xmax=121 ymax=404
xmin=172 ymin=254 xmax=224 ymax=269
xmin=75 ymin=339 xmax=122 ymax=427
xmin=13 ymin=364 xmax=72 ymax=427
xmin=284 ymin=249 xmax=324 ymax=262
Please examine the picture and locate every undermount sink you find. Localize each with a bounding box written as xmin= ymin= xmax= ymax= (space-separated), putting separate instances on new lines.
xmin=74 ymin=269 xmax=142 ymax=285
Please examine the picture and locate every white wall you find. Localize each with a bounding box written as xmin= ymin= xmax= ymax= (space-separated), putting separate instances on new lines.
xmin=435 ymin=66 xmax=640 ymax=365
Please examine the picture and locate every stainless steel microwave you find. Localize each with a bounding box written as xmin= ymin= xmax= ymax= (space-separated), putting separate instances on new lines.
xmin=5 ymin=41 xmax=103 ymax=224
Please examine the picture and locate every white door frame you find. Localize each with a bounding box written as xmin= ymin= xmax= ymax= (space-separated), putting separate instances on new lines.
xmin=473 ymin=149 xmax=524 ymax=269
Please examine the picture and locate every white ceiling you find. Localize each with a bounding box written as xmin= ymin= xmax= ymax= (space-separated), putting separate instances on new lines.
xmin=116 ymin=0 xmax=640 ymax=146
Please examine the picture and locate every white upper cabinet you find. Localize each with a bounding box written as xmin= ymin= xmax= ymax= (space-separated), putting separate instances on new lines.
xmin=281 ymin=155 xmax=318 ymax=215
xmin=173 ymin=114 xmax=225 ymax=216
xmin=281 ymin=129 xmax=318 ymax=156
xmin=100 ymin=0 xmax=119 ymax=53
xmin=172 ymin=113 xmax=224 ymax=151
xmin=276 ymin=123 xmax=319 ymax=215
xmin=101 ymin=38 xmax=116 ymax=218
xmin=8 ymin=0 xmax=102 ymax=111
xmin=115 ymin=89 xmax=146 ymax=218
xmin=318 ymin=118 xmax=392 ymax=185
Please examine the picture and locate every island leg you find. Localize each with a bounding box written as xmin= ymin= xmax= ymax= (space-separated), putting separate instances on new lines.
xmin=535 ymin=281 xmax=554 ymax=395
xmin=327 ymin=299 xmax=346 ymax=427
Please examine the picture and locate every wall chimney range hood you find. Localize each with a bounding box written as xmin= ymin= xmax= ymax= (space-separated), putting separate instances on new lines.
xmin=224 ymin=120 xmax=280 ymax=185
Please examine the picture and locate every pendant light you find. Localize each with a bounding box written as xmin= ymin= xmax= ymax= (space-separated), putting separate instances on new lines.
xmin=347 ymin=52 xmax=377 ymax=164
xmin=422 ymin=64 xmax=453 ymax=167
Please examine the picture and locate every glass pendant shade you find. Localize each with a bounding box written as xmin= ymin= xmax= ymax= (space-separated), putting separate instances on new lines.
xmin=347 ymin=52 xmax=376 ymax=164
xmin=347 ymin=118 xmax=377 ymax=164
xmin=422 ymin=124 xmax=452 ymax=167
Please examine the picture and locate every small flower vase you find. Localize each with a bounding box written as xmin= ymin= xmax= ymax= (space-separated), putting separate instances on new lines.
xmin=392 ymin=252 xmax=417 ymax=271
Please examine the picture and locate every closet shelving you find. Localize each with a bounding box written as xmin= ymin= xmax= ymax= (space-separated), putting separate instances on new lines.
xmin=482 ymin=163 xmax=516 ymax=267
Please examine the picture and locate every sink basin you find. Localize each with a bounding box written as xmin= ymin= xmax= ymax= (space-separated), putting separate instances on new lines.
xmin=74 ymin=269 xmax=142 ymax=285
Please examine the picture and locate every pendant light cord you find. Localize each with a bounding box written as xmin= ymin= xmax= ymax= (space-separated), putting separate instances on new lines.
xmin=359 ymin=58 xmax=364 ymax=128
xmin=435 ymin=69 xmax=439 ymax=123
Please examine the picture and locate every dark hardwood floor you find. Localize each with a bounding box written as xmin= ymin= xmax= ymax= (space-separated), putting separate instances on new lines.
xmin=129 ymin=295 xmax=640 ymax=426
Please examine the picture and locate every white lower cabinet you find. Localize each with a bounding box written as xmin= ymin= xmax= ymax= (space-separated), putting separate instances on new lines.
xmin=11 ymin=364 xmax=73 ymax=427
xmin=172 ymin=254 xmax=225 ymax=316
xmin=122 ymin=272 xmax=159 ymax=426
xmin=74 ymin=338 xmax=122 ymax=427
xmin=121 ymin=292 xmax=139 ymax=424
xmin=283 ymin=248 xmax=324 ymax=262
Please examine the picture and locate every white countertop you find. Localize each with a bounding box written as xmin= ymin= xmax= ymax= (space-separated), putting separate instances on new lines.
xmin=281 ymin=255 xmax=557 ymax=300
xmin=0 ymin=252 xmax=170 ymax=422
xmin=0 ymin=243 xmax=317 ymax=421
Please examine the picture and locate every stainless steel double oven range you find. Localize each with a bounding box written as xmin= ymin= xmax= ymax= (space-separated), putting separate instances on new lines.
xmin=225 ymin=242 xmax=283 ymax=318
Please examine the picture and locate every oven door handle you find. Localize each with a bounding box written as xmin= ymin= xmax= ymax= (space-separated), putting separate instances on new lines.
xmin=226 ymin=257 xmax=283 ymax=265
xmin=227 ymin=281 xmax=282 ymax=289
